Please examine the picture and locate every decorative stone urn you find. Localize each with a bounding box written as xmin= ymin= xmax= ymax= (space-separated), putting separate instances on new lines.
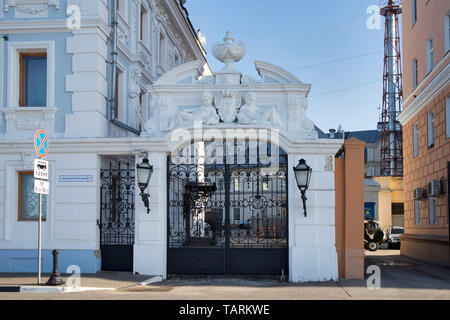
xmin=211 ymin=31 xmax=246 ymax=72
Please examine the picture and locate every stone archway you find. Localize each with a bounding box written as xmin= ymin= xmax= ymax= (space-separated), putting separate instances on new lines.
xmin=134 ymin=32 xmax=343 ymax=282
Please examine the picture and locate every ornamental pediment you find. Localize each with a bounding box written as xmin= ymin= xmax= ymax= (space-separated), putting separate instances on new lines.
xmin=143 ymin=32 xmax=317 ymax=140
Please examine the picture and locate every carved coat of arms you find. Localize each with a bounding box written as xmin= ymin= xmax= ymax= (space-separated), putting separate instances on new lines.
xmin=214 ymin=89 xmax=240 ymax=123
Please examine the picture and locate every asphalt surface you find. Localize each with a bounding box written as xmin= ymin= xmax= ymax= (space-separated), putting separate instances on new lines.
xmin=0 ymin=250 xmax=449 ymax=300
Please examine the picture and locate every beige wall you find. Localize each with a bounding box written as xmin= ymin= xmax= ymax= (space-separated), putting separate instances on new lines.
xmin=402 ymin=0 xmax=450 ymax=100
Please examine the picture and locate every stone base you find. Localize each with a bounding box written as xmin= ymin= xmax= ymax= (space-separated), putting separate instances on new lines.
xmin=400 ymin=234 xmax=450 ymax=267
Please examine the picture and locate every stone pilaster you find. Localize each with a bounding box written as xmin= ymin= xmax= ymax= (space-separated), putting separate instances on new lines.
xmin=65 ymin=0 xmax=109 ymax=137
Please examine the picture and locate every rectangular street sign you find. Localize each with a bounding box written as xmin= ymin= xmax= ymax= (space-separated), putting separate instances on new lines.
xmin=34 ymin=179 xmax=49 ymax=195
xmin=34 ymin=159 xmax=49 ymax=180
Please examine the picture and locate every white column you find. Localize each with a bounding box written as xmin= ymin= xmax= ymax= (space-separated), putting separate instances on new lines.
xmin=288 ymin=153 xmax=338 ymax=282
xmin=134 ymin=151 xmax=168 ymax=277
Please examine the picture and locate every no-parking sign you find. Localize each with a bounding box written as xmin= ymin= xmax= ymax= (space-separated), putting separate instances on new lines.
xmin=34 ymin=129 xmax=49 ymax=158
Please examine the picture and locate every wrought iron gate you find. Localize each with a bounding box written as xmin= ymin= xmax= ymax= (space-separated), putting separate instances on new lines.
xmin=168 ymin=141 xmax=288 ymax=275
xmin=100 ymin=162 xmax=135 ymax=271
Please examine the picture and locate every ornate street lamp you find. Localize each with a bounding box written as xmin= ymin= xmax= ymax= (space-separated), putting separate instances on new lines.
xmin=136 ymin=157 xmax=153 ymax=214
xmin=293 ymin=159 xmax=312 ymax=217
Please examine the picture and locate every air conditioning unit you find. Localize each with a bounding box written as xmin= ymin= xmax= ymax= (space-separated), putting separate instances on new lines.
xmin=414 ymin=188 xmax=426 ymax=200
xmin=428 ymin=180 xmax=442 ymax=197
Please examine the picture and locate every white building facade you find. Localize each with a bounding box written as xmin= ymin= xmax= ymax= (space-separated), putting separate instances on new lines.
xmin=0 ymin=1 xmax=342 ymax=282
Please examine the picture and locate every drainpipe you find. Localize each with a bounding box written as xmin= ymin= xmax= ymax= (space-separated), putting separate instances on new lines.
xmin=109 ymin=0 xmax=140 ymax=135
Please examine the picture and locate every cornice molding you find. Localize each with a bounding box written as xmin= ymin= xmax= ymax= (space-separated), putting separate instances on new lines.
xmin=403 ymin=51 xmax=450 ymax=107
xmin=0 ymin=131 xmax=343 ymax=156
xmin=399 ymin=62 xmax=450 ymax=125
xmin=0 ymin=17 xmax=110 ymax=36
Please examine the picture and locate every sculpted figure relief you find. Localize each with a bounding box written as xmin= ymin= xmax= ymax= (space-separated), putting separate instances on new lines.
xmin=237 ymin=92 xmax=281 ymax=127
xmin=166 ymin=92 xmax=219 ymax=131
xmin=128 ymin=68 xmax=142 ymax=130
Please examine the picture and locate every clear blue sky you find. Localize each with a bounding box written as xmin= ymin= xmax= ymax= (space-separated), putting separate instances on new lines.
xmin=185 ymin=0 xmax=391 ymax=132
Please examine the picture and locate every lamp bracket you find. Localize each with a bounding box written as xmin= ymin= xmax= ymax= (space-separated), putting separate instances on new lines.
xmin=133 ymin=150 xmax=149 ymax=163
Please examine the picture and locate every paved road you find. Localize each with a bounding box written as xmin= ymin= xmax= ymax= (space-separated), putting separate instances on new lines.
xmin=1 ymin=251 xmax=449 ymax=300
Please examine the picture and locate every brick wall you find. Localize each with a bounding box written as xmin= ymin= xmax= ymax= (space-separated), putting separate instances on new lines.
xmin=402 ymin=83 xmax=450 ymax=237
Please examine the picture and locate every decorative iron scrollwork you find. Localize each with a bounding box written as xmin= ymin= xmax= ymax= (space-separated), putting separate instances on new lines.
xmin=168 ymin=141 xmax=288 ymax=250
xmin=100 ymin=162 xmax=135 ymax=246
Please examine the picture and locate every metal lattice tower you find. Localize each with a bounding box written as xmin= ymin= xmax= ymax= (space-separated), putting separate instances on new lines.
xmin=380 ymin=0 xmax=403 ymax=176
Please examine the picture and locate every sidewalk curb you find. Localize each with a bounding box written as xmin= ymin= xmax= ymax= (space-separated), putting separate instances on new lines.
xmin=138 ymin=275 xmax=164 ymax=286
xmin=22 ymin=286 xmax=116 ymax=293
xmin=0 ymin=286 xmax=116 ymax=293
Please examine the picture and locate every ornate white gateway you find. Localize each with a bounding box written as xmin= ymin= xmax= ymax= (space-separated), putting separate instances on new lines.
xmin=135 ymin=32 xmax=343 ymax=282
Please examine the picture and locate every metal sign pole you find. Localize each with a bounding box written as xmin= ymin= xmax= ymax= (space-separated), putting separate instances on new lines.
xmin=38 ymin=190 xmax=42 ymax=285
xmin=33 ymin=130 xmax=49 ymax=286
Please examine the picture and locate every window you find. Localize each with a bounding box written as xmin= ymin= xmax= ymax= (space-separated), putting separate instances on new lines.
xmin=411 ymin=0 xmax=417 ymax=25
xmin=7 ymin=41 xmax=55 ymax=108
xmin=426 ymin=38 xmax=433 ymax=73
xmin=217 ymin=178 xmax=224 ymax=190
xmin=427 ymin=111 xmax=434 ymax=148
xmin=234 ymin=178 xmax=239 ymax=191
xmin=117 ymin=0 xmax=127 ymax=20
xmin=140 ymin=6 xmax=144 ymax=41
xmin=262 ymin=178 xmax=269 ymax=191
xmin=445 ymin=13 xmax=450 ymax=52
xmin=446 ymin=96 xmax=450 ymax=138
xmin=19 ymin=52 xmax=47 ymax=107
xmin=414 ymin=199 xmax=420 ymax=225
xmin=429 ymin=197 xmax=436 ymax=225
xmin=412 ymin=58 xmax=418 ymax=89
xmin=139 ymin=93 xmax=143 ymax=131
xmin=233 ymin=208 xmax=240 ymax=221
xmin=115 ymin=67 xmax=125 ymax=121
xmin=159 ymin=32 xmax=166 ymax=67
xmin=18 ymin=172 xmax=47 ymax=221
xmin=115 ymin=70 xmax=120 ymax=119
xmin=392 ymin=203 xmax=404 ymax=216
xmin=175 ymin=54 xmax=179 ymax=67
xmin=140 ymin=5 xmax=149 ymax=48
xmin=413 ymin=124 xmax=419 ymax=157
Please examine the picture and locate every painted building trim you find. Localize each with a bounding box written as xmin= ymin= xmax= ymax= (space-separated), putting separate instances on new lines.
xmin=0 ymin=135 xmax=343 ymax=156
xmin=0 ymin=18 xmax=110 ymax=35
xmin=0 ymin=249 xmax=100 ymax=273
xmin=399 ymin=59 xmax=450 ymax=125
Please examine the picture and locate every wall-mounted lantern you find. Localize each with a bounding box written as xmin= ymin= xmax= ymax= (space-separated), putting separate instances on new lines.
xmin=293 ymin=159 xmax=312 ymax=217
xmin=136 ymin=157 xmax=153 ymax=214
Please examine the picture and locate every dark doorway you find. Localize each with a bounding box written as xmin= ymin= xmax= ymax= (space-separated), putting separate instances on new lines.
xmin=100 ymin=162 xmax=135 ymax=271
xmin=167 ymin=141 xmax=288 ymax=275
